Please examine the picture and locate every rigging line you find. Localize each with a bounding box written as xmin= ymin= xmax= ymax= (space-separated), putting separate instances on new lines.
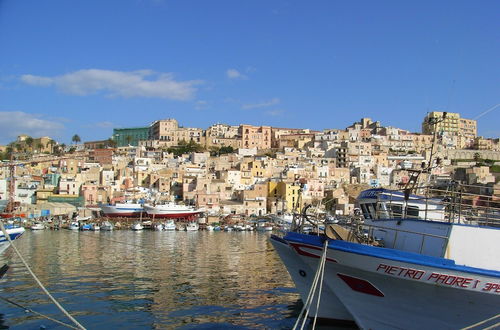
xmin=0 ymin=296 xmax=80 ymax=330
xmin=0 ymin=221 xmax=86 ymax=330
xmin=473 ymin=103 xmax=500 ymax=120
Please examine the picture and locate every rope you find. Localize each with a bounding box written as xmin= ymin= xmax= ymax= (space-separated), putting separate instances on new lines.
xmin=312 ymin=240 xmax=328 ymax=329
xmin=0 ymin=221 xmax=86 ymax=330
xmin=0 ymin=296 xmax=80 ymax=329
xmin=461 ymin=313 xmax=500 ymax=330
xmin=292 ymin=239 xmax=329 ymax=330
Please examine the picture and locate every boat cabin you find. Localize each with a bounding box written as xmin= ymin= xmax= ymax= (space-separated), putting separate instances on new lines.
xmin=357 ymin=188 xmax=446 ymax=222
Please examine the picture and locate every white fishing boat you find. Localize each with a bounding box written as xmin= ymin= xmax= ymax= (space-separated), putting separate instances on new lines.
xmin=206 ymin=225 xmax=214 ymax=231
xmin=99 ymin=201 xmax=144 ymax=218
xmin=131 ymin=222 xmax=144 ymax=231
xmin=0 ymin=225 xmax=25 ymax=256
xmin=154 ymin=223 xmax=164 ymax=231
xmin=185 ymin=222 xmax=199 ymax=231
xmin=68 ymin=221 xmax=79 ymax=230
xmin=271 ymin=183 xmax=500 ymax=329
xmin=164 ymin=220 xmax=176 ymax=231
xmin=90 ymin=223 xmax=100 ymax=231
xmin=144 ymin=202 xmax=201 ymax=219
xmin=101 ymin=221 xmax=114 ymax=231
xmin=30 ymin=222 xmax=45 ymax=230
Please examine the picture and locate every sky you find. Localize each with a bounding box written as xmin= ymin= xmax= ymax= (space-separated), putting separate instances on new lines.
xmin=0 ymin=0 xmax=499 ymax=145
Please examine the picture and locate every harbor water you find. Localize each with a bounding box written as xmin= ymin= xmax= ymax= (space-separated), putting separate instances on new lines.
xmin=0 ymin=230 xmax=302 ymax=329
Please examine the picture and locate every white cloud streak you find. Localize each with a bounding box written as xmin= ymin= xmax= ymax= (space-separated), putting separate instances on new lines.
xmin=0 ymin=111 xmax=64 ymax=144
xmin=266 ymin=109 xmax=285 ymax=116
xmin=21 ymin=69 xmax=202 ymax=101
xmin=242 ymin=98 xmax=280 ymax=110
xmin=226 ymin=69 xmax=247 ymax=80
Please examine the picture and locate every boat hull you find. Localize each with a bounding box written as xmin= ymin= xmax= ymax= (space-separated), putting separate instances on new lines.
xmin=0 ymin=227 xmax=25 ymax=255
xmin=144 ymin=205 xmax=201 ymax=219
xmin=100 ymin=204 xmax=144 ymax=218
xmin=270 ymin=235 xmax=355 ymax=324
xmin=283 ymin=232 xmax=500 ymax=329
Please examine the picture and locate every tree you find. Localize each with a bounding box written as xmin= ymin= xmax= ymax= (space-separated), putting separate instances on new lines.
xmin=36 ymin=142 xmax=44 ymax=153
xmin=473 ymin=152 xmax=481 ymax=166
xmin=106 ymin=138 xmax=117 ymax=148
xmin=72 ymin=134 xmax=81 ymax=145
xmin=25 ymin=137 xmax=34 ymax=152
xmin=47 ymin=139 xmax=57 ymax=154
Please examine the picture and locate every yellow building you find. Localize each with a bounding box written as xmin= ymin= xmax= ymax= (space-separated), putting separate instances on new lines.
xmin=268 ymin=181 xmax=302 ymax=213
xmin=422 ymin=111 xmax=477 ymax=139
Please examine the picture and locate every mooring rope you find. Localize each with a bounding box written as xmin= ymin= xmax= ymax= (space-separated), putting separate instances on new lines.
xmin=0 ymin=296 xmax=80 ymax=329
xmin=292 ymin=239 xmax=329 ymax=330
xmin=0 ymin=221 xmax=86 ymax=330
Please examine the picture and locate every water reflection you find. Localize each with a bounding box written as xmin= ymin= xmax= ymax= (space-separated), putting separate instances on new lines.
xmin=0 ymin=231 xmax=299 ymax=328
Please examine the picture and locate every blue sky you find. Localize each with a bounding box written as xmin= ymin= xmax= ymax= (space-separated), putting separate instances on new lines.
xmin=0 ymin=0 xmax=498 ymax=145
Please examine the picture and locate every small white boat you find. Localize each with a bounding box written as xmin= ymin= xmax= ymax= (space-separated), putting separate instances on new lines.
xmin=68 ymin=222 xmax=79 ymax=230
xmin=185 ymin=222 xmax=199 ymax=231
xmin=30 ymin=223 xmax=45 ymax=230
xmin=101 ymin=221 xmax=113 ymax=231
xmin=0 ymin=225 xmax=25 ymax=256
xmin=164 ymin=220 xmax=176 ymax=231
xmin=131 ymin=222 xmax=144 ymax=231
xmin=206 ymin=225 xmax=214 ymax=231
xmin=90 ymin=223 xmax=100 ymax=231
xmin=154 ymin=223 xmax=164 ymax=231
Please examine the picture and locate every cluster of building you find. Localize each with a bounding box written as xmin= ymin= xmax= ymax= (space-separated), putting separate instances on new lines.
xmin=0 ymin=112 xmax=499 ymax=219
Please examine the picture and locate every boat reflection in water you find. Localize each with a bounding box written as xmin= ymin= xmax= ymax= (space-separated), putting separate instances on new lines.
xmin=0 ymin=230 xmax=300 ymax=328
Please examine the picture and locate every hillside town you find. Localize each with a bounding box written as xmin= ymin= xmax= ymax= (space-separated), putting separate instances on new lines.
xmin=0 ymin=111 xmax=499 ymax=221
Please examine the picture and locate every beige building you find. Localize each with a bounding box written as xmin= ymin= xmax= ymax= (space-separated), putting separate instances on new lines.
xmin=240 ymin=124 xmax=272 ymax=149
xmin=422 ymin=111 xmax=477 ymax=140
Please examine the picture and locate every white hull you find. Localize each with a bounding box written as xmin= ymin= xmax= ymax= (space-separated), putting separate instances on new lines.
xmin=100 ymin=203 xmax=144 ymax=217
xmin=281 ymin=232 xmax=500 ymax=329
xmin=30 ymin=223 xmax=45 ymax=230
xmin=185 ymin=223 xmax=199 ymax=231
xmin=131 ymin=223 xmax=144 ymax=231
xmin=164 ymin=221 xmax=176 ymax=231
xmin=144 ymin=204 xmax=201 ymax=219
xmin=270 ymin=235 xmax=355 ymax=323
xmin=0 ymin=226 xmax=25 ymax=255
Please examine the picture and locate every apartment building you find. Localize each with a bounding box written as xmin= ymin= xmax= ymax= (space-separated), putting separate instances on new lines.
xmin=240 ymin=124 xmax=272 ymax=149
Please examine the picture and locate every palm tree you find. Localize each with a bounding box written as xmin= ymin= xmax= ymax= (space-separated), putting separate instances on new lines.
xmin=47 ymin=139 xmax=57 ymax=154
xmin=72 ymin=134 xmax=81 ymax=145
xmin=25 ymin=137 xmax=34 ymax=152
xmin=36 ymin=142 xmax=44 ymax=153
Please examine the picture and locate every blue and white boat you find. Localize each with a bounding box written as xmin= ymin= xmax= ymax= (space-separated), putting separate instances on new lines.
xmin=100 ymin=201 xmax=144 ymax=218
xmin=0 ymin=224 xmax=25 ymax=256
xmin=271 ymin=185 xmax=500 ymax=329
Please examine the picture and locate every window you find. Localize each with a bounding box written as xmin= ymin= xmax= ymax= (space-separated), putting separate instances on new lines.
xmin=388 ymin=204 xmax=402 ymax=218
xmin=406 ymin=206 xmax=419 ymax=218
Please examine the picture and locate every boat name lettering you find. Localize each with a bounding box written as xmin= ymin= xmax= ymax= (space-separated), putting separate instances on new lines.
xmin=427 ymin=272 xmax=473 ymax=288
xmin=482 ymin=282 xmax=500 ymax=293
xmin=376 ymin=263 xmax=425 ymax=279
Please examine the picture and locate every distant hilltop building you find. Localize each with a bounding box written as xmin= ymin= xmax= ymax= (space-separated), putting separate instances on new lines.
xmin=112 ymin=127 xmax=149 ymax=147
xmin=422 ymin=111 xmax=477 ymax=139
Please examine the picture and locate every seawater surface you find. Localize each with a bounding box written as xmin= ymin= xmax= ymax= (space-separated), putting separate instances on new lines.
xmin=0 ymin=230 xmax=301 ymax=329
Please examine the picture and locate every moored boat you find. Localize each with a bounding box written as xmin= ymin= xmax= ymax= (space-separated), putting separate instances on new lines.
xmin=0 ymin=224 xmax=25 ymax=256
xmin=101 ymin=221 xmax=114 ymax=231
xmin=131 ymin=222 xmax=144 ymax=231
xmin=164 ymin=220 xmax=176 ymax=231
xmin=271 ymin=184 xmax=500 ymax=329
xmin=185 ymin=222 xmax=199 ymax=231
xmin=30 ymin=222 xmax=45 ymax=230
xmin=144 ymin=203 xmax=201 ymax=219
xmin=100 ymin=201 xmax=144 ymax=218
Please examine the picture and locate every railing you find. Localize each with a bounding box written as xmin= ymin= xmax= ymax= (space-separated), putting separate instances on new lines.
xmin=359 ymin=223 xmax=450 ymax=255
xmin=368 ymin=184 xmax=500 ymax=227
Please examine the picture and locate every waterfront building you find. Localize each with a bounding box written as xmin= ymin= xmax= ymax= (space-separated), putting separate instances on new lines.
xmin=268 ymin=181 xmax=302 ymax=213
xmin=112 ymin=127 xmax=150 ymax=147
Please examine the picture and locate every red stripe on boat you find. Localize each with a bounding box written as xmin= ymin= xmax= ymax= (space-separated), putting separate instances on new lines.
xmin=337 ymin=273 xmax=384 ymax=297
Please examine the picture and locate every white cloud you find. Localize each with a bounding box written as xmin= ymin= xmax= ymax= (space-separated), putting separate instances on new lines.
xmin=242 ymin=98 xmax=280 ymax=110
xmin=95 ymin=121 xmax=115 ymax=128
xmin=0 ymin=111 xmax=64 ymax=144
xmin=226 ymin=69 xmax=247 ymax=80
xmin=21 ymin=69 xmax=202 ymax=101
xmin=266 ymin=109 xmax=285 ymax=116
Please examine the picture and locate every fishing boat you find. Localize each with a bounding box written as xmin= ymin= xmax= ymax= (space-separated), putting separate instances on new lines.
xmin=30 ymin=222 xmax=45 ymax=230
xmin=131 ymin=222 xmax=144 ymax=231
xmin=101 ymin=220 xmax=114 ymax=231
xmin=80 ymin=223 xmax=92 ymax=231
xmin=164 ymin=220 xmax=176 ymax=231
xmin=185 ymin=222 xmax=199 ymax=231
xmin=99 ymin=201 xmax=144 ymax=218
xmin=0 ymin=224 xmax=25 ymax=256
xmin=271 ymin=183 xmax=500 ymax=329
xmin=143 ymin=202 xmax=201 ymax=219
xmin=154 ymin=223 xmax=164 ymax=231
xmin=90 ymin=223 xmax=100 ymax=231
xmin=68 ymin=221 xmax=79 ymax=230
